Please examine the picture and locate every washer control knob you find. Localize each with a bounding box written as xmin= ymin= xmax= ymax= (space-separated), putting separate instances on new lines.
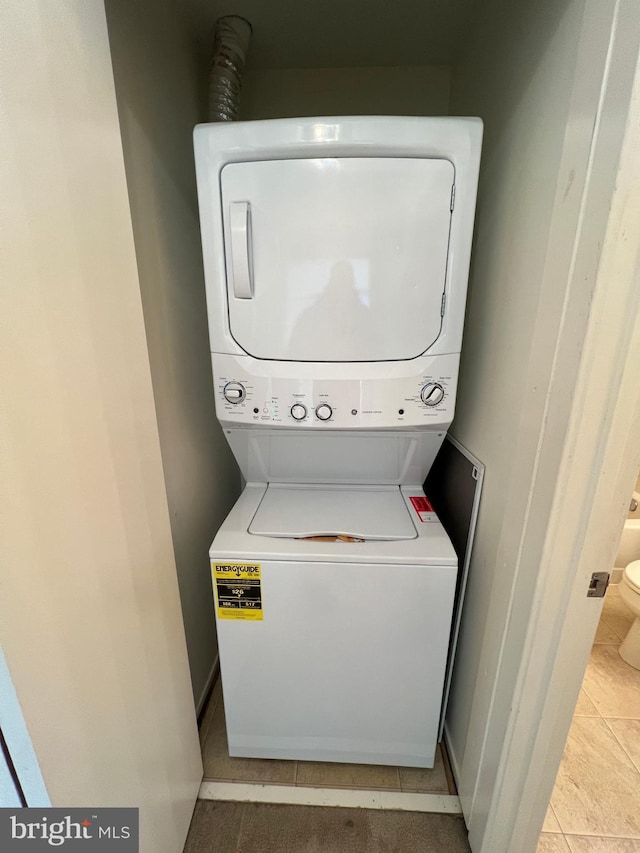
xmin=421 ymin=383 xmax=445 ymax=407
xmin=315 ymin=403 xmax=333 ymax=421
xmin=290 ymin=403 xmax=307 ymax=421
xmin=223 ymin=381 xmax=246 ymax=404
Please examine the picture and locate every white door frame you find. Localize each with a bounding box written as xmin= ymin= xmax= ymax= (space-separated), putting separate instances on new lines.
xmin=474 ymin=4 xmax=640 ymax=850
xmin=0 ymin=647 xmax=49 ymax=807
xmin=2 ymin=3 xmax=203 ymax=850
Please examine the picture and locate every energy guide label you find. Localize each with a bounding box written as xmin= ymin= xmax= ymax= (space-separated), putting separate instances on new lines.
xmin=213 ymin=562 xmax=263 ymax=620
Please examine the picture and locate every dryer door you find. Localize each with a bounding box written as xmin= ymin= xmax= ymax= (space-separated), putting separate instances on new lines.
xmin=220 ymin=157 xmax=454 ymax=362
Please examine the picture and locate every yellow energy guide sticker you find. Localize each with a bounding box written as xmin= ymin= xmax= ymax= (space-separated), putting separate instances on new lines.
xmin=212 ymin=562 xmax=263 ymax=620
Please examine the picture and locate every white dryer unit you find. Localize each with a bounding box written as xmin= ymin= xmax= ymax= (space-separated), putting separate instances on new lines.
xmin=193 ymin=116 xmax=482 ymax=767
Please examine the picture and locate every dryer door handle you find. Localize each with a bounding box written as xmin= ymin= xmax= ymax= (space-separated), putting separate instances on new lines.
xmin=229 ymin=201 xmax=253 ymax=299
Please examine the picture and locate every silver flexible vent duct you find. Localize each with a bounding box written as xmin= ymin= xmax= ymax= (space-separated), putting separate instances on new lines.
xmin=208 ymin=16 xmax=252 ymax=122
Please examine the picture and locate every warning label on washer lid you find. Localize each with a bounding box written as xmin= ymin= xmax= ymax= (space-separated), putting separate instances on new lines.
xmin=212 ymin=562 xmax=263 ymax=620
xmin=409 ymin=495 xmax=436 ymax=522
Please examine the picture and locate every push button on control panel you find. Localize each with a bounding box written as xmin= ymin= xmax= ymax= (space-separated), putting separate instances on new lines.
xmin=315 ymin=403 xmax=333 ymax=421
xmin=223 ymin=381 xmax=246 ymax=404
xmin=420 ymin=383 xmax=445 ymax=407
xmin=290 ymin=403 xmax=307 ymax=421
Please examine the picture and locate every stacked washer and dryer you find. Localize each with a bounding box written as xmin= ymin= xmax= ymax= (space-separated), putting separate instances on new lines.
xmin=194 ymin=116 xmax=482 ymax=769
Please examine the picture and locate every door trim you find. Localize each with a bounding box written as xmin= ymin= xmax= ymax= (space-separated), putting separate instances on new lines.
xmin=476 ymin=3 xmax=640 ymax=849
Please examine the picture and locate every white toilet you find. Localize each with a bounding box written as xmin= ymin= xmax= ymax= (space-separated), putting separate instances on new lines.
xmin=619 ymin=560 xmax=640 ymax=669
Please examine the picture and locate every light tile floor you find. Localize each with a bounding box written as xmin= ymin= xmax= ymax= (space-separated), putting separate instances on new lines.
xmin=184 ymin=801 xmax=471 ymax=853
xmin=199 ymin=679 xmax=456 ymax=795
xmin=538 ymin=584 xmax=640 ymax=853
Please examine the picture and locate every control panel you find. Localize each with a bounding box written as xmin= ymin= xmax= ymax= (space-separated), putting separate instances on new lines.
xmin=212 ymin=353 xmax=459 ymax=430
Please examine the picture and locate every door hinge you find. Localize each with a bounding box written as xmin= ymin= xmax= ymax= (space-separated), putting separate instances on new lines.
xmin=441 ymin=291 xmax=446 ymax=317
xmin=587 ymin=571 xmax=610 ymax=598
xmin=450 ymin=184 xmax=456 ymax=212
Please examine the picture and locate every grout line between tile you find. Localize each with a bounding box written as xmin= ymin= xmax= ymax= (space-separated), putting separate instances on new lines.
xmin=599 ymin=713 xmax=640 ymax=718
xmin=602 ymin=717 xmax=640 ymax=775
xmin=599 ymin=615 xmax=626 ymax=642
xmin=294 ymin=781 xmax=405 ymax=793
xmin=578 ymin=682 xmax=602 ymax=718
xmin=234 ymin=799 xmax=248 ymax=853
xmin=564 ymin=832 xmax=640 ymax=841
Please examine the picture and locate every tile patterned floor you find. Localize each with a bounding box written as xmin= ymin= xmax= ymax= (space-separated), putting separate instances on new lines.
xmin=538 ymin=584 xmax=640 ymax=853
xmin=184 ymin=801 xmax=471 ymax=853
xmin=199 ymin=678 xmax=456 ymax=795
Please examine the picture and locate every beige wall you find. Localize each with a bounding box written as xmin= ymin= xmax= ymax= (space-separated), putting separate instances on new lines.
xmin=445 ymin=0 xmax=628 ymax=840
xmin=446 ymin=0 xmax=579 ymax=775
xmin=241 ymin=65 xmax=450 ymax=119
xmin=104 ymin=0 xmax=241 ymax=706
xmin=0 ymin=1 xmax=201 ymax=849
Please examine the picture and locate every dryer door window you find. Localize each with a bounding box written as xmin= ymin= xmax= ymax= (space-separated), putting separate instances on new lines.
xmin=220 ymin=157 xmax=454 ymax=362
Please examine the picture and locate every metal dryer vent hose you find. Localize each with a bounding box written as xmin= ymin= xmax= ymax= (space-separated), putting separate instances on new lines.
xmin=208 ymin=15 xmax=252 ymax=122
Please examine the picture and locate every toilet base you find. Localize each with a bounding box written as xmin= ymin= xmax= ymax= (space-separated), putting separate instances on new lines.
xmin=619 ymin=616 xmax=640 ymax=670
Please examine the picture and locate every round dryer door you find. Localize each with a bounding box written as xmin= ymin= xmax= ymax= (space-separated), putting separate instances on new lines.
xmin=221 ymin=157 xmax=454 ymax=362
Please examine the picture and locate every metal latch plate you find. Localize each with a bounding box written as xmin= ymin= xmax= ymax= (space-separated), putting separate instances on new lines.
xmin=587 ymin=571 xmax=610 ymax=598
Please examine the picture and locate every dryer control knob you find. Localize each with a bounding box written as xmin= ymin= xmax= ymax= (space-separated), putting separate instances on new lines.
xmin=421 ymin=383 xmax=445 ymax=407
xmin=315 ymin=403 xmax=333 ymax=421
xmin=223 ymin=381 xmax=246 ymax=404
xmin=290 ymin=404 xmax=307 ymax=421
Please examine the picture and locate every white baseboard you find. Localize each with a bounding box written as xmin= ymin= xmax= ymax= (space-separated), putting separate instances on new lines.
xmin=443 ymin=723 xmax=461 ymax=794
xmin=196 ymin=653 xmax=219 ymax=717
xmin=198 ymin=780 xmax=462 ymax=814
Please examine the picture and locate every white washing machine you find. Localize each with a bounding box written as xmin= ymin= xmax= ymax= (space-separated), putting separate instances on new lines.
xmin=211 ymin=483 xmax=456 ymax=768
xmin=193 ymin=116 xmax=482 ymax=768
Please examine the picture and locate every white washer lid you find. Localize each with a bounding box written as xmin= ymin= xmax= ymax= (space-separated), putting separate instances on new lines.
xmin=625 ymin=560 xmax=640 ymax=592
xmin=249 ymin=484 xmax=417 ymax=541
